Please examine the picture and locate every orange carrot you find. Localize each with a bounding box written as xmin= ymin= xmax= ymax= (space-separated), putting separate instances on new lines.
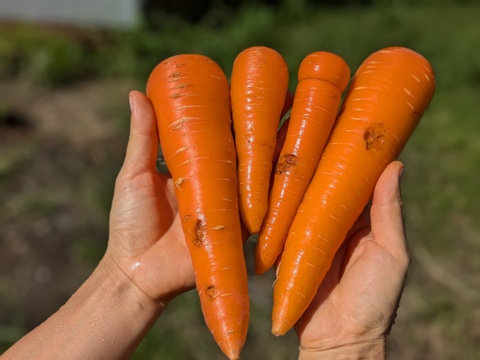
xmin=230 ymin=46 xmax=290 ymax=234
xmin=272 ymin=90 xmax=295 ymax=167
xmin=271 ymin=46 xmax=436 ymax=335
xmin=146 ymin=54 xmax=249 ymax=360
xmin=255 ymin=51 xmax=351 ymax=275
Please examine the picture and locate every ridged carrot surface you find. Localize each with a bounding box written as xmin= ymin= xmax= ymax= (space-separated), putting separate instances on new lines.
xmin=230 ymin=46 xmax=289 ymax=234
xmin=255 ymin=51 xmax=351 ymax=274
xmin=146 ymin=54 xmax=249 ymax=360
xmin=271 ymin=47 xmax=436 ymax=335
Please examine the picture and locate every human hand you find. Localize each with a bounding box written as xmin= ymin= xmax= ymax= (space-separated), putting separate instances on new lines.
xmin=104 ymin=89 xmax=292 ymax=311
xmin=105 ymin=90 xmax=195 ymax=308
xmin=294 ymin=161 xmax=410 ymax=358
xmin=0 ymin=91 xmax=197 ymax=360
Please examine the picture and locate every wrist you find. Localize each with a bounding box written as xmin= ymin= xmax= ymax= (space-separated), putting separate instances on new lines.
xmin=2 ymin=253 xmax=164 ymax=360
xmin=99 ymin=252 xmax=168 ymax=314
xmin=70 ymin=254 xmax=166 ymax=358
xmin=299 ymin=338 xmax=386 ymax=360
xmin=61 ymin=255 xmax=163 ymax=358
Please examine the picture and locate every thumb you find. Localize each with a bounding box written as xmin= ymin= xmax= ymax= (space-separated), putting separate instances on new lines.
xmin=119 ymin=90 xmax=159 ymax=180
xmin=370 ymin=161 xmax=410 ymax=268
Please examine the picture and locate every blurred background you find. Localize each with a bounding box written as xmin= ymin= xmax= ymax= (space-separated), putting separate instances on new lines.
xmin=0 ymin=0 xmax=479 ymax=359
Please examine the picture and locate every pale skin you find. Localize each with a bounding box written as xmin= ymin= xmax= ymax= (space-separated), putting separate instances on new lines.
xmin=1 ymin=91 xmax=409 ymax=360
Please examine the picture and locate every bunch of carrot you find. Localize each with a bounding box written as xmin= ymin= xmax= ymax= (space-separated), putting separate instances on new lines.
xmin=146 ymin=45 xmax=435 ymax=359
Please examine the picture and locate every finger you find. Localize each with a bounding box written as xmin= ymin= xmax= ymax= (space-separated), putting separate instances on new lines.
xmin=370 ymin=160 xmax=410 ymax=268
xmin=120 ymin=90 xmax=159 ymax=180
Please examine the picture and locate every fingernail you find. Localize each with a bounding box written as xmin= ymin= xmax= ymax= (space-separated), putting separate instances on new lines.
xmin=129 ymin=92 xmax=135 ymax=114
xmin=398 ymin=165 xmax=404 ymax=182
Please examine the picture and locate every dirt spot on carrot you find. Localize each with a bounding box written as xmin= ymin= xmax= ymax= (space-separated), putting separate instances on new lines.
xmin=206 ymin=285 xmax=216 ymax=300
xmin=172 ymin=117 xmax=188 ymax=130
xmin=211 ymin=225 xmax=226 ymax=231
xmin=276 ymin=153 xmax=298 ymax=174
xmin=193 ymin=218 xmax=206 ymax=247
xmin=175 ymin=177 xmax=185 ymax=188
xmin=364 ymin=123 xmax=386 ymax=151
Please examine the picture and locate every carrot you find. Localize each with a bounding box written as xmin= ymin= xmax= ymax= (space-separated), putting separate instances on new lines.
xmin=271 ymin=46 xmax=436 ymax=335
xmin=230 ymin=46 xmax=290 ymax=234
xmin=146 ymin=54 xmax=249 ymax=360
xmin=255 ymin=51 xmax=351 ymax=275
xmin=272 ymin=90 xmax=295 ymax=167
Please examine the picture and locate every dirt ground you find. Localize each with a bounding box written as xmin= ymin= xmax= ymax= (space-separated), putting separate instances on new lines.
xmin=0 ymin=79 xmax=135 ymax=341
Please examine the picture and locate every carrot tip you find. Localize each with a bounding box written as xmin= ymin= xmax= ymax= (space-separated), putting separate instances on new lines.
xmin=254 ymin=267 xmax=268 ymax=276
xmin=271 ymin=326 xmax=287 ymax=337
xmin=271 ymin=313 xmax=293 ymax=336
xmin=253 ymin=256 xmax=272 ymax=275
xmin=242 ymin=217 xmax=261 ymax=235
xmin=224 ymin=348 xmax=240 ymax=360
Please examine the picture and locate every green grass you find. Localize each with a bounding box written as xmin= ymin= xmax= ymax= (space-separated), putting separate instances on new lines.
xmin=1 ymin=3 xmax=479 ymax=359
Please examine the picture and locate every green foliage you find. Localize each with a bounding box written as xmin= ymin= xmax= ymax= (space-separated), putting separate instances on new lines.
xmin=3 ymin=4 xmax=479 ymax=91
xmin=0 ymin=26 xmax=95 ymax=86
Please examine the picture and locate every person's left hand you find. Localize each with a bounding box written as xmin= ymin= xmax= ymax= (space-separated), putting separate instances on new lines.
xmin=294 ymin=161 xmax=410 ymax=357
xmin=103 ymin=89 xmax=293 ymax=309
xmin=105 ymin=90 xmax=195 ymax=307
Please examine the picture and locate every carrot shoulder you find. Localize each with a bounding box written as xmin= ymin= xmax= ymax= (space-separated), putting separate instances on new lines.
xmin=272 ymin=46 xmax=436 ymax=335
xmin=146 ymin=54 xmax=249 ymax=360
xmin=230 ymin=46 xmax=289 ymax=234
xmin=255 ymin=51 xmax=351 ymax=275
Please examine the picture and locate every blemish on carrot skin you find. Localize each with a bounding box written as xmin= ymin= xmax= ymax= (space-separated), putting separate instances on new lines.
xmin=211 ymin=225 xmax=226 ymax=231
xmin=175 ymin=177 xmax=185 ymax=188
xmin=406 ymin=101 xmax=417 ymax=114
xmin=364 ymin=123 xmax=386 ymax=151
xmin=173 ymin=147 xmax=188 ymax=156
xmin=183 ymin=215 xmax=190 ymax=222
xmin=276 ymin=153 xmax=298 ymax=174
xmin=169 ymin=72 xmax=182 ymax=78
xmin=193 ymin=219 xmax=206 ymax=247
xmin=171 ymin=117 xmax=189 ymax=130
xmin=173 ymin=83 xmax=188 ymax=89
xmin=411 ymin=74 xmax=421 ymax=83
xmin=260 ymin=142 xmax=275 ymax=150
xmin=206 ymin=285 xmax=215 ymax=300
xmin=403 ymin=88 xmax=413 ymax=97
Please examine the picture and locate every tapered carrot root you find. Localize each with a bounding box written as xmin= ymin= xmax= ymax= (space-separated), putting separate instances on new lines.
xmin=272 ymin=91 xmax=295 ymax=167
xmin=272 ymin=47 xmax=436 ymax=335
xmin=146 ymin=54 xmax=249 ymax=359
xmin=255 ymin=51 xmax=351 ymax=274
xmin=231 ymin=46 xmax=290 ymax=234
